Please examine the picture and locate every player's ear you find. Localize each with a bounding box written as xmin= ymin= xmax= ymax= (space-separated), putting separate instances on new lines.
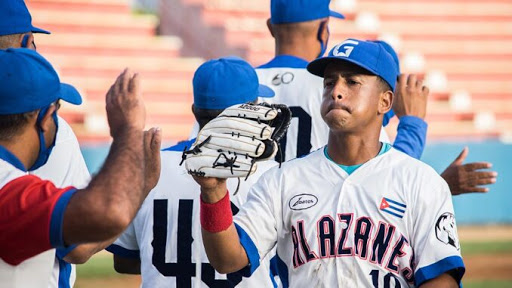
xmin=320 ymin=18 xmax=330 ymax=39
xmin=18 ymin=33 xmax=35 ymax=49
xmin=378 ymin=90 xmax=393 ymax=115
xmin=266 ymin=18 xmax=275 ymax=38
xmin=39 ymin=105 xmax=57 ymax=132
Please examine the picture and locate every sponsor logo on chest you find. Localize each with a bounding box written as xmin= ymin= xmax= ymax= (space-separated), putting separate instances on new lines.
xmin=289 ymin=194 xmax=318 ymax=210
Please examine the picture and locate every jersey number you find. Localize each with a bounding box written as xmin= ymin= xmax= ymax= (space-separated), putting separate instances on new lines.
xmin=370 ymin=269 xmax=401 ymax=288
xmin=152 ymin=199 xmax=242 ymax=287
xmin=276 ymin=106 xmax=312 ymax=161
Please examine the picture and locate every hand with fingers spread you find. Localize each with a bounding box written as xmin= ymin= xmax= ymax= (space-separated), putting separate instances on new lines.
xmin=441 ymin=147 xmax=498 ymax=195
xmin=393 ymin=74 xmax=429 ymax=119
xmin=144 ymin=127 xmax=162 ymax=193
xmin=106 ymin=68 xmax=146 ymax=138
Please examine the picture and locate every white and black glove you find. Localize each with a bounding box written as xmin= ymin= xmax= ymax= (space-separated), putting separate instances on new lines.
xmin=180 ymin=103 xmax=291 ymax=179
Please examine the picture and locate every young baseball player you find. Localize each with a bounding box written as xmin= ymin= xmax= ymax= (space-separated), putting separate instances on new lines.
xmin=258 ymin=0 xmax=496 ymax=195
xmin=257 ymin=0 xmax=429 ymax=162
xmin=107 ymin=57 xmax=279 ymax=287
xmin=191 ymin=39 xmax=465 ymax=287
xmin=0 ymin=49 xmax=160 ymax=288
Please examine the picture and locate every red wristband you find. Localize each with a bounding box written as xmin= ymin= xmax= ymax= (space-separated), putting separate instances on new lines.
xmin=200 ymin=191 xmax=233 ymax=233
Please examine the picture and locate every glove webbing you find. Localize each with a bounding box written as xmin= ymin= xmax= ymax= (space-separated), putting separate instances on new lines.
xmin=180 ymin=136 xmax=256 ymax=181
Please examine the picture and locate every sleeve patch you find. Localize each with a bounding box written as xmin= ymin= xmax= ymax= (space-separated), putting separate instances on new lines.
xmin=435 ymin=212 xmax=460 ymax=250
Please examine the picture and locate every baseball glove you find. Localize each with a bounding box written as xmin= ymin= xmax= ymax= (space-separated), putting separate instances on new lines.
xmin=180 ymin=102 xmax=291 ymax=179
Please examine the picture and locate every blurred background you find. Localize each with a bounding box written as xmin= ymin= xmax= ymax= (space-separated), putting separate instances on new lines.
xmin=26 ymin=0 xmax=512 ymax=287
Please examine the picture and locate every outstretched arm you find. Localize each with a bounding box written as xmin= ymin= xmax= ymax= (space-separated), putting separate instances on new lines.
xmin=63 ymin=127 xmax=161 ymax=263
xmin=392 ymin=74 xmax=429 ymax=159
xmin=62 ymin=70 xmax=160 ymax=245
xmin=193 ymin=176 xmax=249 ymax=274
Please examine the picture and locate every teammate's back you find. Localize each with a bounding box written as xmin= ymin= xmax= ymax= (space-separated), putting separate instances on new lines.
xmin=110 ymin=148 xmax=277 ymax=287
xmin=257 ymin=60 xmax=327 ymax=160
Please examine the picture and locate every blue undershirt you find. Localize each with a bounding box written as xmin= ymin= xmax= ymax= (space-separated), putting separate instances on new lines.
xmin=323 ymin=142 xmax=392 ymax=175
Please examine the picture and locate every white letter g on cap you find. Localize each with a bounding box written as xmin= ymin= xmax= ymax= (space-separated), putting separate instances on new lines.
xmin=332 ymin=40 xmax=359 ymax=58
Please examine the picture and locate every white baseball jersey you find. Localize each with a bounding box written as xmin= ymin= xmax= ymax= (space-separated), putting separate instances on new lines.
xmin=0 ymin=116 xmax=90 ymax=288
xmin=108 ymin=141 xmax=278 ymax=288
xmin=256 ymin=56 xmax=389 ymax=162
xmin=234 ymin=145 xmax=465 ymax=287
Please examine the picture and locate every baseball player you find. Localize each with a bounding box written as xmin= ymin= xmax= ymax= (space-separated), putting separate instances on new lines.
xmin=107 ymin=57 xmax=278 ymax=287
xmin=256 ymin=0 xmax=430 ymax=162
xmin=0 ymin=1 xmax=92 ymax=287
xmin=0 ymin=49 xmax=161 ymax=288
xmin=191 ymin=40 xmax=465 ymax=287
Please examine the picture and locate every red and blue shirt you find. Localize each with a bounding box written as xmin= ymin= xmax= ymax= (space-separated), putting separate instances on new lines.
xmin=0 ymin=145 xmax=77 ymax=266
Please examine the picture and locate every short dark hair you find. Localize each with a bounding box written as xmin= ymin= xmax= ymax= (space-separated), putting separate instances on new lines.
xmin=0 ymin=111 xmax=37 ymax=141
xmin=377 ymin=76 xmax=392 ymax=93
xmin=0 ymin=33 xmax=23 ymax=49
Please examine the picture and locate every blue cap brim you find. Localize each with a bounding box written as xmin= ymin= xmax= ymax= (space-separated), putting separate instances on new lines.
xmin=258 ymin=84 xmax=275 ymax=98
xmin=307 ymin=57 xmax=377 ymax=78
xmin=59 ymin=83 xmax=82 ymax=105
xmin=31 ymin=26 xmax=51 ymax=34
xmin=329 ymin=10 xmax=345 ymax=19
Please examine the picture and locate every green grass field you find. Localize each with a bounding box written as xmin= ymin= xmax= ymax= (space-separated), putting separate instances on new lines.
xmin=461 ymin=240 xmax=512 ymax=255
xmin=76 ymin=241 xmax=512 ymax=287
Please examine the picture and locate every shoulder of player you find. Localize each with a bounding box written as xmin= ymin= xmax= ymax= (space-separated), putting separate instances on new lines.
xmin=261 ymin=148 xmax=323 ymax=177
xmin=0 ymin=160 xmax=35 ymax=186
xmin=387 ymin=148 xmax=436 ymax=172
xmin=386 ymin=148 xmax=446 ymax=188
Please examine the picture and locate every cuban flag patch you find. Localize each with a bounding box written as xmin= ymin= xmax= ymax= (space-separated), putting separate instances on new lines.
xmin=380 ymin=197 xmax=406 ymax=218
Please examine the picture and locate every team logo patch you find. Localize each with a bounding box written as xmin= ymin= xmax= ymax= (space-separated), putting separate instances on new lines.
xmin=271 ymin=72 xmax=294 ymax=86
xmin=379 ymin=197 xmax=406 ymax=219
xmin=289 ymin=194 xmax=318 ymax=210
xmin=435 ymin=212 xmax=460 ymax=250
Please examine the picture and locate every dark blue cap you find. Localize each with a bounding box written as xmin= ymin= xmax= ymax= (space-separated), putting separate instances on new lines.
xmin=193 ymin=57 xmax=274 ymax=110
xmin=0 ymin=48 xmax=82 ymax=115
xmin=307 ymin=39 xmax=398 ymax=91
xmin=271 ymin=0 xmax=345 ymax=24
xmin=371 ymin=40 xmax=400 ymax=75
xmin=0 ymin=0 xmax=50 ymax=36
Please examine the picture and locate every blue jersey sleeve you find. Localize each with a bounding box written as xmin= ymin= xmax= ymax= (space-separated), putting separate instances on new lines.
xmin=392 ymin=116 xmax=427 ymax=160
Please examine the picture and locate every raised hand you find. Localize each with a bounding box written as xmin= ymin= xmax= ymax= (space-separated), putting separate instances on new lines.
xmin=393 ymin=74 xmax=429 ymax=119
xmin=106 ymin=68 xmax=146 ymax=138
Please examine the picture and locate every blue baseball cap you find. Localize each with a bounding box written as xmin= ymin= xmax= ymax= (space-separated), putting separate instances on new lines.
xmin=307 ymin=39 xmax=398 ymax=91
xmin=371 ymin=40 xmax=400 ymax=74
xmin=271 ymin=0 xmax=345 ymax=24
xmin=0 ymin=48 xmax=82 ymax=115
xmin=193 ymin=57 xmax=274 ymax=110
xmin=0 ymin=0 xmax=50 ymax=36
